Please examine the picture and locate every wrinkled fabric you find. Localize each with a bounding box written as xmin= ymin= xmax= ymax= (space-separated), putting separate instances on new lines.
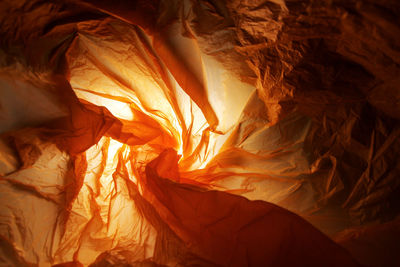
xmin=0 ymin=0 xmax=399 ymax=266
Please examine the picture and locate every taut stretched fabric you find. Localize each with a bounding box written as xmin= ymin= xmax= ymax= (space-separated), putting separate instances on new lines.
xmin=0 ymin=0 xmax=399 ymax=266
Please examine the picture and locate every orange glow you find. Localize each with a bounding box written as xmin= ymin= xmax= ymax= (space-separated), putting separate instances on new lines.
xmin=1 ymin=0 xmax=378 ymax=265
xmin=69 ymin=23 xmax=255 ymax=171
xmin=56 ymin=137 xmax=156 ymax=265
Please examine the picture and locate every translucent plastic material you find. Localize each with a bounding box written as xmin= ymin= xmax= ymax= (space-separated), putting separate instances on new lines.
xmin=2 ymin=0 xmax=399 ymax=266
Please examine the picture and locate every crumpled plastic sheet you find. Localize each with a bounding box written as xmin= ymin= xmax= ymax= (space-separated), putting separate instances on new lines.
xmin=0 ymin=0 xmax=399 ymax=266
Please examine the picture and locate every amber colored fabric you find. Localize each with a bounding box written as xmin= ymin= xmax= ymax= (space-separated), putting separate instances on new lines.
xmin=1 ymin=0 xmax=399 ymax=266
xmin=142 ymin=149 xmax=359 ymax=266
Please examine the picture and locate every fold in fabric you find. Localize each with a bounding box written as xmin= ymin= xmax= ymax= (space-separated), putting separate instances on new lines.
xmin=1 ymin=0 xmax=399 ymax=266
